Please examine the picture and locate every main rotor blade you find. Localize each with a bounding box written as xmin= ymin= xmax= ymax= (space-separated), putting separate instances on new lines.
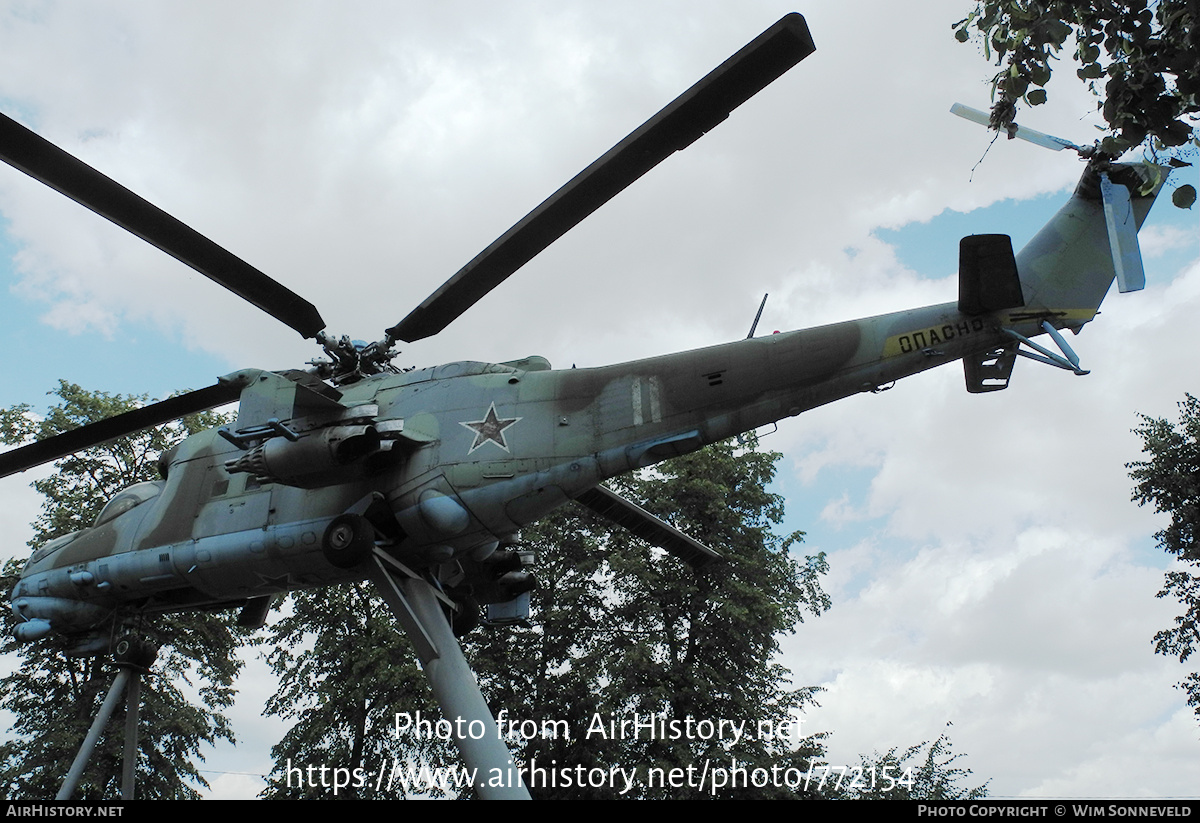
xmin=388 ymin=13 xmax=816 ymax=343
xmin=0 ymin=113 xmax=325 ymax=339
xmin=0 ymin=382 xmax=242 ymax=480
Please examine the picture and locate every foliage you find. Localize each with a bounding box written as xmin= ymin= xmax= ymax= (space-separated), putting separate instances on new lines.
xmin=465 ymin=437 xmax=832 ymax=799
xmin=258 ymin=583 xmax=455 ymax=799
xmin=831 ymin=726 xmax=989 ymax=800
xmin=1128 ymin=393 xmax=1200 ymax=722
xmin=953 ymin=0 xmax=1198 ymax=207
xmin=0 ymin=383 xmax=242 ymax=799
xmin=261 ymin=437 xmax=987 ymax=799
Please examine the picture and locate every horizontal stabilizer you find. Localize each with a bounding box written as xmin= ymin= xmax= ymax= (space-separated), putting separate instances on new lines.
xmin=574 ymin=485 xmax=722 ymax=568
xmin=964 ymin=344 xmax=1018 ymax=393
xmin=958 ymin=234 xmax=1024 ymax=316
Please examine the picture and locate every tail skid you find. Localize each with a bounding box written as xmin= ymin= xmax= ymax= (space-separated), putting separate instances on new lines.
xmin=959 ymin=160 xmax=1166 ymax=393
xmin=1004 ymin=322 xmax=1088 ymax=375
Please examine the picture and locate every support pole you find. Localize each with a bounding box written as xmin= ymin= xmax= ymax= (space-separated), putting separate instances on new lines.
xmin=58 ymin=636 xmax=156 ymax=800
xmin=371 ymin=554 xmax=529 ymax=799
xmin=121 ymin=672 xmax=141 ymax=800
xmin=57 ymin=668 xmax=131 ymax=800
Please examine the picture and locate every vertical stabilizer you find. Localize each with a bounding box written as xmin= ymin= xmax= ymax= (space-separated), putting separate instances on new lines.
xmin=1015 ymin=163 xmax=1164 ymax=324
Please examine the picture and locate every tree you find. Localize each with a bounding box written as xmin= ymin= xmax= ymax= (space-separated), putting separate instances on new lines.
xmin=832 ymin=726 xmax=989 ymax=800
xmin=258 ymin=437 xmax=988 ymax=799
xmin=1128 ymin=394 xmax=1200 ymax=723
xmin=464 ymin=436 xmax=833 ymax=799
xmin=258 ymin=583 xmax=456 ymax=799
xmin=953 ymin=0 xmax=1198 ymax=207
xmin=0 ymin=383 xmax=242 ymax=799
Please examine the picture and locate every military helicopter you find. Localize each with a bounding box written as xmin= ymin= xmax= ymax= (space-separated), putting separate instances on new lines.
xmin=0 ymin=11 xmax=1169 ymax=799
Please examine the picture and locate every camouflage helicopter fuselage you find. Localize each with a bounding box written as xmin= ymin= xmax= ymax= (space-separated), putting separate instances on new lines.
xmin=9 ymin=162 xmax=1162 ymax=654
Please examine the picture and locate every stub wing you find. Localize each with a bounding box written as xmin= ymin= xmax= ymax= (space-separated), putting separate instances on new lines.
xmin=575 ymin=485 xmax=722 ymax=568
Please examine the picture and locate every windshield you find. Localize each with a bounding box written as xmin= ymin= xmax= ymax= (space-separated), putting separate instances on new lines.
xmin=92 ymin=481 xmax=164 ymax=528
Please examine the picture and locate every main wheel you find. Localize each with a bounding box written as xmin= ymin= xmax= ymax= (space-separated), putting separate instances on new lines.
xmin=113 ymin=635 xmax=158 ymax=672
xmin=322 ymin=514 xmax=374 ymax=568
xmin=450 ymin=596 xmax=480 ymax=638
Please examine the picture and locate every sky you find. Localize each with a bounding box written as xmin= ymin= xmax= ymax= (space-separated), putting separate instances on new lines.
xmin=1 ymin=0 xmax=1198 ymax=800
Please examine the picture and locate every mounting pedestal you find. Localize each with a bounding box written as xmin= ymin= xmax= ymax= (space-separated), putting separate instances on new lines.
xmin=57 ymin=637 xmax=157 ymax=800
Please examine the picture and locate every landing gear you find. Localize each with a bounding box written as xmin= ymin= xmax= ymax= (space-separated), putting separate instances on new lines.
xmin=113 ymin=635 xmax=156 ymax=671
xmin=368 ymin=550 xmax=530 ymax=799
xmin=449 ymin=595 xmax=481 ymax=637
xmin=57 ymin=634 xmax=158 ymax=801
xmin=322 ymin=513 xmax=375 ymax=568
xmin=435 ymin=547 xmax=537 ymax=634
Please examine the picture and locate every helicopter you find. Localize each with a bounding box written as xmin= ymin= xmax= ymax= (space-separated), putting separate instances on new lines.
xmin=0 ymin=10 xmax=1170 ymax=799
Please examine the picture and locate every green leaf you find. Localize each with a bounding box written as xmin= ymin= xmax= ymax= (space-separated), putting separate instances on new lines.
xmin=1128 ymin=393 xmax=1200 ymax=722
xmin=1044 ymin=19 xmax=1073 ymax=45
xmin=1172 ymin=184 xmax=1196 ymax=209
xmin=1100 ymin=135 xmax=1129 ymax=155
xmin=1027 ymin=89 xmax=1048 ymax=105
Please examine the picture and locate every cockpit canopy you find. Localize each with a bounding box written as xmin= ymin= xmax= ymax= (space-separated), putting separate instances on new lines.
xmin=92 ymin=481 xmax=164 ymax=528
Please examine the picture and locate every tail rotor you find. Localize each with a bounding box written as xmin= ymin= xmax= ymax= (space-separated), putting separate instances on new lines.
xmin=951 ymin=103 xmax=1148 ymax=294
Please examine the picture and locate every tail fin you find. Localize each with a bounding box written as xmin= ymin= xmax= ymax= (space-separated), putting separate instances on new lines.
xmin=1015 ymin=163 xmax=1166 ymax=327
xmin=950 ymin=103 xmax=1166 ymax=317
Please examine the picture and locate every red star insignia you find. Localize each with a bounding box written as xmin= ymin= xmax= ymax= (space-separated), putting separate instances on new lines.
xmin=460 ymin=402 xmax=522 ymax=454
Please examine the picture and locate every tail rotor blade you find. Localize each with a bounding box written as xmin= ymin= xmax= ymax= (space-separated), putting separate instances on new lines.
xmin=1099 ymin=171 xmax=1146 ymax=293
xmin=949 ymin=103 xmax=992 ymax=128
xmin=950 ymin=103 xmax=1083 ymax=153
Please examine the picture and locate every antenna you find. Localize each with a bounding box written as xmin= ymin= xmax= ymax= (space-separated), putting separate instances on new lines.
xmin=746 ymin=293 xmax=769 ymax=338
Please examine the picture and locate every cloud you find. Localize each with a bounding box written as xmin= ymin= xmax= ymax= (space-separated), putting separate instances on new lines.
xmin=1139 ymin=224 xmax=1198 ymax=259
xmin=2 ymin=0 xmax=1197 ymax=799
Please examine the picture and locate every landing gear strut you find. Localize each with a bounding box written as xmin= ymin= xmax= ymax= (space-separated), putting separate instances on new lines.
xmin=369 ymin=550 xmax=530 ymax=799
